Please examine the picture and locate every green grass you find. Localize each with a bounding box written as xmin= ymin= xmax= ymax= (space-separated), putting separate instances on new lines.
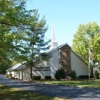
xmin=43 ymin=79 xmax=100 ymax=88
xmin=0 ymin=84 xmax=68 ymax=100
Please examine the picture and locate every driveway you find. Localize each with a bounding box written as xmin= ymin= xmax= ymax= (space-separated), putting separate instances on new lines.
xmin=0 ymin=74 xmax=100 ymax=100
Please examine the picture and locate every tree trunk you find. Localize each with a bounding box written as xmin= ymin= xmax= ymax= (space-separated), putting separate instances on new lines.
xmin=30 ymin=65 xmax=32 ymax=79
xmin=90 ymin=66 xmax=94 ymax=78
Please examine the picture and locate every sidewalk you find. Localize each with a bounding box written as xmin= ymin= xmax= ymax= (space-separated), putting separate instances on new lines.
xmin=0 ymin=74 xmax=100 ymax=100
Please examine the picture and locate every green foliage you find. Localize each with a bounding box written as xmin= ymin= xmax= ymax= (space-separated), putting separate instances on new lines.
xmin=6 ymin=73 xmax=12 ymax=78
xmin=72 ymin=22 xmax=100 ymax=64
xmin=44 ymin=79 xmax=100 ymax=89
xmin=55 ymin=68 xmax=66 ymax=80
xmin=45 ymin=76 xmax=51 ymax=80
xmin=33 ymin=76 xmax=41 ymax=80
xmin=10 ymin=60 xmax=19 ymax=66
xmin=0 ymin=59 xmax=11 ymax=74
xmin=69 ymin=70 xmax=76 ymax=79
xmin=94 ymin=71 xmax=99 ymax=79
xmin=0 ymin=0 xmax=51 ymax=74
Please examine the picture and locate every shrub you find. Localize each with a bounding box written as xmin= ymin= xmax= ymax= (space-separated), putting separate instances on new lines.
xmin=45 ymin=76 xmax=51 ymax=80
xmin=9 ymin=74 xmax=12 ymax=78
xmin=11 ymin=77 xmax=15 ymax=79
xmin=6 ymin=74 xmax=9 ymax=77
xmin=33 ymin=76 xmax=41 ymax=80
xmin=79 ymin=75 xmax=92 ymax=79
xmin=94 ymin=71 xmax=99 ymax=79
xmin=55 ymin=68 xmax=66 ymax=80
xmin=69 ymin=70 xmax=76 ymax=79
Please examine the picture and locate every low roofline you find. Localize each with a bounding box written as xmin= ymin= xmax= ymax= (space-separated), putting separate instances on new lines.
xmin=6 ymin=61 xmax=27 ymax=71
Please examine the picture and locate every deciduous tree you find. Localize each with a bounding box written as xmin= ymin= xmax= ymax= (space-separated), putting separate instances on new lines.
xmin=0 ymin=0 xmax=50 ymax=74
xmin=72 ymin=22 xmax=100 ymax=77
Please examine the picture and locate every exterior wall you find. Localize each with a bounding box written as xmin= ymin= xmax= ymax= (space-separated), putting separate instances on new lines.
xmin=19 ymin=71 xmax=23 ymax=80
xmin=33 ymin=49 xmax=60 ymax=79
xmin=11 ymin=71 xmax=15 ymax=77
xmin=6 ymin=71 xmax=14 ymax=77
xmin=7 ymin=67 xmax=31 ymax=81
xmin=71 ymin=51 xmax=88 ymax=77
xmin=14 ymin=71 xmax=20 ymax=79
xmin=14 ymin=71 xmax=23 ymax=80
xmin=59 ymin=45 xmax=71 ymax=75
xmin=23 ymin=66 xmax=31 ymax=81
xmin=32 ymin=70 xmax=51 ymax=79
xmin=6 ymin=71 xmax=10 ymax=75
xmin=6 ymin=46 xmax=88 ymax=80
xmin=49 ymin=49 xmax=60 ymax=78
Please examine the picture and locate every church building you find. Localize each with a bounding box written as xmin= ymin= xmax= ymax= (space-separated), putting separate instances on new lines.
xmin=6 ymin=26 xmax=88 ymax=80
xmin=32 ymin=26 xmax=88 ymax=79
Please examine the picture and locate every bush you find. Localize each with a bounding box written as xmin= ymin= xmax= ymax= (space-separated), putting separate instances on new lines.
xmin=9 ymin=74 xmax=12 ymax=78
xmin=55 ymin=68 xmax=66 ymax=80
xmin=79 ymin=75 xmax=92 ymax=79
xmin=11 ymin=77 xmax=15 ymax=79
xmin=33 ymin=76 xmax=41 ymax=80
xmin=69 ymin=70 xmax=76 ymax=79
xmin=94 ymin=71 xmax=99 ymax=79
xmin=6 ymin=74 xmax=9 ymax=77
xmin=45 ymin=76 xmax=51 ymax=80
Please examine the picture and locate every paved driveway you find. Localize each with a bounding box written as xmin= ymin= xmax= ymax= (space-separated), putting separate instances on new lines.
xmin=0 ymin=74 xmax=100 ymax=100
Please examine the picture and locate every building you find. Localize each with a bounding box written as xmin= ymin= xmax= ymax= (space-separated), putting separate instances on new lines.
xmin=6 ymin=26 xmax=88 ymax=80
xmin=6 ymin=62 xmax=31 ymax=80
xmin=33 ymin=26 xmax=88 ymax=79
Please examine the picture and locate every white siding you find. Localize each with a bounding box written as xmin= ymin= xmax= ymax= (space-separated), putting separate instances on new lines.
xmin=14 ymin=71 xmax=20 ymax=79
xmin=6 ymin=71 xmax=10 ymax=75
xmin=23 ymin=66 xmax=31 ymax=81
xmin=49 ymin=49 xmax=60 ymax=78
xmin=71 ymin=51 xmax=88 ymax=77
xmin=11 ymin=71 xmax=15 ymax=77
xmin=33 ymin=49 xmax=60 ymax=78
xmin=7 ymin=67 xmax=31 ymax=81
xmin=19 ymin=71 xmax=23 ymax=80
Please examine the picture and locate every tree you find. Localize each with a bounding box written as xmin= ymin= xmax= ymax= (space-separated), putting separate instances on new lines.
xmin=22 ymin=10 xmax=51 ymax=78
xmin=0 ymin=0 xmax=30 ymax=72
xmin=72 ymin=22 xmax=100 ymax=77
xmin=0 ymin=0 xmax=50 ymax=74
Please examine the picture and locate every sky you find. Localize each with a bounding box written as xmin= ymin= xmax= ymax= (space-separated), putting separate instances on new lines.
xmin=26 ymin=0 xmax=100 ymax=47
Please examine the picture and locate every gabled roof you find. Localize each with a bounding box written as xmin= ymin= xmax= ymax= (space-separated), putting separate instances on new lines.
xmin=7 ymin=43 xmax=87 ymax=72
xmin=47 ymin=43 xmax=71 ymax=54
xmin=47 ymin=42 xmax=86 ymax=64
xmin=6 ymin=61 xmax=26 ymax=71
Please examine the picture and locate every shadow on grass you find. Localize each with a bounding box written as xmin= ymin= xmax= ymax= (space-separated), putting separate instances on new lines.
xmin=0 ymin=85 xmax=66 ymax=100
xmin=45 ymin=79 xmax=100 ymax=88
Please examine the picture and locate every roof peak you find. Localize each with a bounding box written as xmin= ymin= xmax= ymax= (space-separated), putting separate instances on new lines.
xmin=50 ymin=24 xmax=58 ymax=50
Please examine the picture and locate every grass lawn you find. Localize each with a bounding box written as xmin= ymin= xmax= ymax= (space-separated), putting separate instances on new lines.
xmin=42 ymin=79 xmax=100 ymax=89
xmin=0 ymin=84 xmax=68 ymax=100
